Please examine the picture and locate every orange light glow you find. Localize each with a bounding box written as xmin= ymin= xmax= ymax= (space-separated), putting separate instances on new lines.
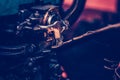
xmin=62 ymin=72 xmax=68 ymax=78
xmin=62 ymin=0 xmax=74 ymax=11
xmin=85 ymin=0 xmax=117 ymax=13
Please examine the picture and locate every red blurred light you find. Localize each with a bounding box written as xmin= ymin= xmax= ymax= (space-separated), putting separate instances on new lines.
xmin=85 ymin=0 xmax=117 ymax=13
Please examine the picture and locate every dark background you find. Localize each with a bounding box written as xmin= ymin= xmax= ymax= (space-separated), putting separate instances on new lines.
xmin=57 ymin=0 xmax=120 ymax=80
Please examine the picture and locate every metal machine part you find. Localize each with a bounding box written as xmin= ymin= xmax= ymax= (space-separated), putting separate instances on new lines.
xmin=17 ymin=5 xmax=69 ymax=49
xmin=0 ymin=0 xmax=86 ymax=80
xmin=1 ymin=5 xmax=70 ymax=80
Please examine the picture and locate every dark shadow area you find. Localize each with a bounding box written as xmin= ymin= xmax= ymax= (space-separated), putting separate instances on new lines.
xmin=56 ymin=26 xmax=120 ymax=80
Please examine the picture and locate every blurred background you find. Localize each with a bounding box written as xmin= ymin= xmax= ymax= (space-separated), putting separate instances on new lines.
xmin=63 ymin=0 xmax=120 ymax=37
xmin=58 ymin=0 xmax=120 ymax=80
